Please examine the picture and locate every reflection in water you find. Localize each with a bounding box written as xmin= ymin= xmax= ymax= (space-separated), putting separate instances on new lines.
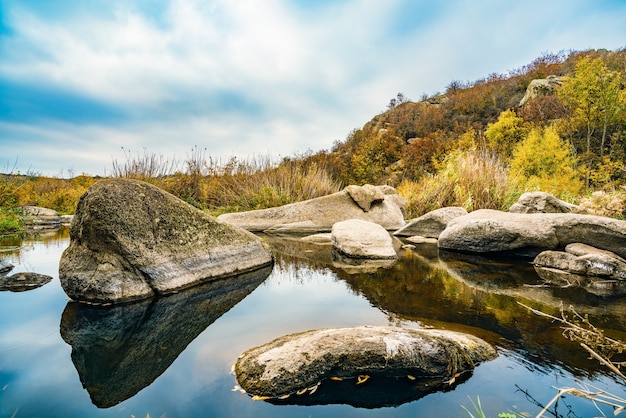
xmin=265 ymin=373 xmax=471 ymax=408
xmin=60 ymin=265 xmax=272 ymax=408
xmin=264 ymin=236 xmax=626 ymax=381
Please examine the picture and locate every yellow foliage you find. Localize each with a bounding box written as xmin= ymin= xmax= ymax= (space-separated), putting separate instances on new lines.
xmin=509 ymin=126 xmax=582 ymax=197
xmin=484 ymin=109 xmax=529 ymax=158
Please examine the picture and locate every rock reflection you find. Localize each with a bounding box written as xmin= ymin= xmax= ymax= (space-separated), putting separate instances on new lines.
xmin=60 ymin=265 xmax=272 ymax=408
xmin=266 ymin=373 xmax=471 ymax=408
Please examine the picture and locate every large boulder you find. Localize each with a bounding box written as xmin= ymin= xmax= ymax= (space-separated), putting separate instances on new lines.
xmin=217 ymin=185 xmax=406 ymax=233
xmin=332 ymin=219 xmax=397 ymax=259
xmin=394 ymin=207 xmax=467 ymax=238
xmin=59 ymin=178 xmax=273 ymax=304
xmin=235 ymin=326 xmax=497 ymax=400
xmin=61 ymin=265 xmax=270 ymax=408
xmin=438 ymin=209 xmax=626 ymax=258
xmin=509 ymin=192 xmax=577 ymax=214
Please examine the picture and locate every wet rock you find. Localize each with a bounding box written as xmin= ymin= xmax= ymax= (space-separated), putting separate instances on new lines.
xmin=509 ymin=192 xmax=577 ymax=214
xmin=438 ymin=209 xmax=626 ymax=258
xmin=0 ymin=272 xmax=53 ymax=291
xmin=217 ymin=185 xmax=406 ymax=233
xmin=332 ymin=219 xmax=397 ymax=259
xmin=235 ymin=326 xmax=497 ymax=399
xmin=533 ymin=243 xmax=626 ymax=295
xmin=0 ymin=260 xmax=13 ymax=276
xmin=395 ymin=207 xmax=467 ymax=238
xmin=61 ymin=265 xmax=270 ymax=408
xmin=59 ymin=178 xmax=273 ymax=304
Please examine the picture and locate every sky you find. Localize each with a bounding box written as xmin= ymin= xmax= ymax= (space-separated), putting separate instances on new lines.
xmin=1 ymin=0 xmax=625 ymax=177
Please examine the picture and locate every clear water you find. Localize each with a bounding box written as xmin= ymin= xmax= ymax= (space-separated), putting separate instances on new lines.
xmin=0 ymin=229 xmax=624 ymax=418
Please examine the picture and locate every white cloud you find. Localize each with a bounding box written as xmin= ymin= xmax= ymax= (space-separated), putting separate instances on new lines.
xmin=1 ymin=0 xmax=625 ymax=176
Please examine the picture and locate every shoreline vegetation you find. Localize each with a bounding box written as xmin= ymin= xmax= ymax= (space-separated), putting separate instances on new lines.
xmin=2 ymin=48 xmax=626 ymax=235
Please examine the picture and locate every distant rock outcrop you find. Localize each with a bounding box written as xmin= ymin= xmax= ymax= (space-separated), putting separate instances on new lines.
xmin=235 ymin=326 xmax=497 ymax=401
xmin=217 ymin=185 xmax=406 ymax=233
xmin=59 ymin=178 xmax=273 ymax=304
xmin=518 ymin=75 xmax=565 ymax=107
xmin=438 ymin=209 xmax=626 ymax=258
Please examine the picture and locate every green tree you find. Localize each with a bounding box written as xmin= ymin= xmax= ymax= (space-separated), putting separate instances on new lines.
xmin=509 ymin=126 xmax=582 ymax=197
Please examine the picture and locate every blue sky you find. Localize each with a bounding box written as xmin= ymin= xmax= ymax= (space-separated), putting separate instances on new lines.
xmin=1 ymin=0 xmax=625 ymax=177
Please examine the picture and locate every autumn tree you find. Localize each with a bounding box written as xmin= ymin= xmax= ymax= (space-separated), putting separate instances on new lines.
xmin=556 ymin=57 xmax=626 ymax=188
xmin=509 ymin=126 xmax=582 ymax=197
xmin=484 ymin=109 xmax=529 ymax=158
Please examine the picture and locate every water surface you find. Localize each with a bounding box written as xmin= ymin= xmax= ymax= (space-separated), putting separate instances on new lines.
xmin=0 ymin=229 xmax=624 ymax=417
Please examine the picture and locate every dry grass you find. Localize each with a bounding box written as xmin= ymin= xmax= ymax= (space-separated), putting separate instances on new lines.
xmin=398 ymin=149 xmax=509 ymax=219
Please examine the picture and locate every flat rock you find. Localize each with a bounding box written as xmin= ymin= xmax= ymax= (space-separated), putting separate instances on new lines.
xmin=217 ymin=185 xmax=406 ymax=233
xmin=235 ymin=325 xmax=497 ymax=399
xmin=534 ymin=243 xmax=626 ymax=283
xmin=332 ymin=219 xmax=397 ymax=259
xmin=509 ymin=191 xmax=577 ymax=213
xmin=21 ymin=205 xmax=62 ymax=229
xmin=438 ymin=209 xmax=626 ymax=258
xmin=59 ymin=178 xmax=274 ymax=304
xmin=0 ymin=272 xmax=53 ymax=291
xmin=395 ymin=207 xmax=467 ymax=238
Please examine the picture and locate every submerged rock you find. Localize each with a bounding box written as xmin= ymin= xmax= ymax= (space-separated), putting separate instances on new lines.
xmin=217 ymin=185 xmax=406 ymax=233
xmin=438 ymin=209 xmax=626 ymax=258
xmin=332 ymin=219 xmax=397 ymax=260
xmin=235 ymin=325 xmax=497 ymax=399
xmin=59 ymin=178 xmax=273 ymax=304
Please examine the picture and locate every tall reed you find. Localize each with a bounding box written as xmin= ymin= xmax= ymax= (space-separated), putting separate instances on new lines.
xmin=398 ymin=149 xmax=509 ymax=219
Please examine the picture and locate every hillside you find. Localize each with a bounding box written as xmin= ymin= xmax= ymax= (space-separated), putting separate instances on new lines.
xmin=322 ymin=48 xmax=626 ymax=193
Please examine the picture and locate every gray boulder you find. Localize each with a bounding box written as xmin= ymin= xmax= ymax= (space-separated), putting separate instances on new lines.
xmin=534 ymin=243 xmax=626 ymax=280
xmin=332 ymin=219 xmax=397 ymax=259
xmin=61 ymin=265 xmax=270 ymax=408
xmin=59 ymin=178 xmax=273 ymax=304
xmin=509 ymin=192 xmax=577 ymax=214
xmin=395 ymin=207 xmax=467 ymax=238
xmin=438 ymin=209 xmax=626 ymax=258
xmin=217 ymin=185 xmax=406 ymax=233
xmin=21 ymin=205 xmax=62 ymax=230
xmin=235 ymin=326 xmax=497 ymax=399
